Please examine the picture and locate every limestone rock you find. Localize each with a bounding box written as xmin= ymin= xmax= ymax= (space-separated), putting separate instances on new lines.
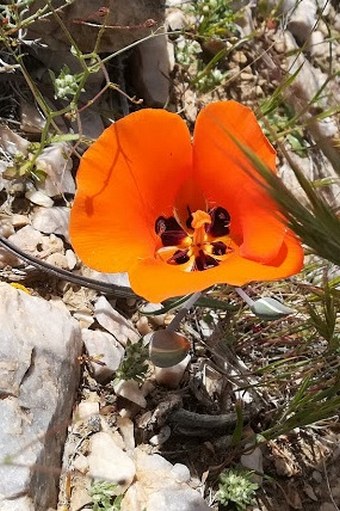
xmin=35 ymin=143 xmax=75 ymax=197
xmin=81 ymin=329 xmax=125 ymax=384
xmin=31 ymin=206 xmax=70 ymax=240
xmin=121 ymin=449 xmax=211 ymax=511
xmin=94 ymin=296 xmax=139 ymax=346
xmin=27 ymin=0 xmax=165 ymax=54
xmin=87 ymin=431 xmax=136 ymax=492
xmin=0 ymin=283 xmax=82 ymax=510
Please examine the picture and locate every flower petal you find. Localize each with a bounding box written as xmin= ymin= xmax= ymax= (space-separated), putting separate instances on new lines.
xmin=193 ymin=100 xmax=285 ymax=263
xmin=129 ymin=232 xmax=304 ymax=302
xmin=70 ymin=109 xmax=193 ymax=272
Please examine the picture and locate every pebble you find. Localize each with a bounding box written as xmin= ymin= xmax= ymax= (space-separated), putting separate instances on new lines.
xmin=319 ymin=504 xmax=337 ymax=511
xmin=82 ymin=329 xmax=125 ymax=384
xmin=77 ymin=400 xmax=100 ymax=421
xmin=8 ymin=225 xmax=43 ymax=255
xmin=136 ymin=316 xmax=152 ymax=336
xmin=117 ymin=416 xmax=135 ymax=452
xmin=94 ymin=296 xmax=140 ymax=346
xmin=11 ymin=214 xmax=30 ymax=228
xmin=25 ymin=189 xmax=54 ymax=207
xmin=31 ymin=206 xmax=70 ymax=240
xmin=65 ymin=249 xmax=77 ymax=270
xmin=121 ymin=448 xmax=212 ymax=511
xmin=170 ymin=464 xmax=191 ymax=483
xmin=309 ymin=30 xmax=328 ymax=57
xmin=0 ymin=217 xmax=14 ymax=238
xmin=35 ymin=142 xmax=75 ymax=197
xmin=154 ymin=354 xmax=191 ymax=388
xmin=87 ymin=432 xmax=136 ymax=491
xmin=232 ymin=51 xmax=247 ymax=65
xmin=73 ymin=453 xmax=89 ymax=474
xmin=114 ymin=380 xmax=147 ymax=408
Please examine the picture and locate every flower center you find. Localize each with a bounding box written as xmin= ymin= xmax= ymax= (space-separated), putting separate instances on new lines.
xmin=155 ymin=206 xmax=232 ymax=271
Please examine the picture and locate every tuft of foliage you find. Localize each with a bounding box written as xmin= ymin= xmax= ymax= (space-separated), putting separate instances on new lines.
xmin=114 ymin=340 xmax=149 ymax=383
xmin=89 ymin=481 xmax=123 ymax=511
xmin=215 ymin=468 xmax=259 ymax=510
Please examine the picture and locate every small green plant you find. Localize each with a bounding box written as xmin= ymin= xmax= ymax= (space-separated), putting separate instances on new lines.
xmin=215 ymin=468 xmax=259 ymax=510
xmin=189 ymin=0 xmax=237 ymax=39
xmin=114 ymin=340 xmax=149 ymax=383
xmin=89 ymin=481 xmax=123 ymax=511
xmin=49 ymin=64 xmax=84 ymax=101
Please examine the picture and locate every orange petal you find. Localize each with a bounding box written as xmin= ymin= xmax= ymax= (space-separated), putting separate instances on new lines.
xmin=129 ymin=232 xmax=304 ymax=302
xmin=193 ymin=100 xmax=285 ymax=263
xmin=70 ymin=109 xmax=193 ymax=272
xmin=193 ymin=100 xmax=275 ymax=208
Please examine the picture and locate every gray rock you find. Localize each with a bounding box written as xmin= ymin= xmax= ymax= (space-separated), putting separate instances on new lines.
xmin=87 ymin=432 xmax=136 ymax=491
xmin=31 ymin=206 xmax=70 ymax=240
xmin=133 ymin=31 xmax=170 ymax=106
xmin=81 ymin=329 xmax=125 ymax=384
xmin=24 ymin=1 xmax=168 ymax=136
xmin=121 ymin=449 xmax=212 ymax=511
xmin=146 ymin=488 xmax=211 ymax=511
xmin=94 ymin=296 xmax=139 ymax=346
xmin=0 ymin=283 xmax=82 ymax=511
xmin=35 ymin=143 xmax=75 ymax=197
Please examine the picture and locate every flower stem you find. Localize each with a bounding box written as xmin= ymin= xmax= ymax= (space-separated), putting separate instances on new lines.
xmin=166 ymin=292 xmax=202 ymax=332
xmin=234 ymin=287 xmax=255 ymax=307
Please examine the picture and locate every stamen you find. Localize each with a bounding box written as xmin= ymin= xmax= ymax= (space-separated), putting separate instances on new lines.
xmin=194 ymin=250 xmax=219 ymax=271
xmin=155 ymin=216 xmax=187 ymax=246
xmin=211 ymin=241 xmax=227 ymax=256
xmin=155 ymin=206 xmax=232 ymax=271
xmin=168 ymin=249 xmax=190 ymax=265
xmin=208 ymin=207 xmax=230 ymax=237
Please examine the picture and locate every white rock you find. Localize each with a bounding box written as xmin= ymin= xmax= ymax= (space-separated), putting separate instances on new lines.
xmin=77 ymin=400 xmax=100 ymax=421
xmin=0 ymin=125 xmax=29 ymax=156
xmin=154 ymin=354 xmax=190 ymax=388
xmin=82 ymin=329 xmax=125 ymax=384
xmin=94 ymin=296 xmax=139 ymax=346
xmin=65 ymin=249 xmax=77 ymax=270
xmin=25 ymin=189 xmax=54 ymax=207
xmin=0 ymin=283 xmax=82 ymax=509
xmin=136 ymin=316 xmax=152 ymax=336
xmin=117 ymin=416 xmax=135 ymax=452
xmin=121 ymin=449 xmax=211 ymax=511
xmin=166 ymin=9 xmax=187 ymax=31
xmin=45 ymin=252 xmax=69 ymax=269
xmin=35 ymin=143 xmax=75 ymax=197
xmin=134 ymin=32 xmax=170 ymax=106
xmin=170 ymin=464 xmax=191 ymax=483
xmin=11 ymin=214 xmax=30 ymax=228
xmin=114 ymin=380 xmax=147 ymax=408
xmin=31 ymin=206 xmax=70 ymax=240
xmin=8 ymin=225 xmax=43 ymax=255
xmin=241 ymin=445 xmax=264 ymax=483
xmin=308 ymin=30 xmax=328 ymax=57
xmin=73 ymin=453 xmax=89 ymax=474
xmin=87 ymin=432 xmax=136 ymax=491
xmin=146 ymin=488 xmax=211 ymax=511
xmin=0 ymin=495 xmax=35 ymax=511
xmin=0 ymin=219 xmax=14 ymax=238
xmin=140 ymin=302 xmax=166 ymax=326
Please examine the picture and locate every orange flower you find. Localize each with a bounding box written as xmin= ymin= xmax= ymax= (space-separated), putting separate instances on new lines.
xmin=69 ymin=101 xmax=303 ymax=302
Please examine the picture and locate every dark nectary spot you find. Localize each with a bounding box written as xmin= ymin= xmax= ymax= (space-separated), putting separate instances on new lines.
xmin=155 ymin=216 xmax=187 ymax=246
xmin=207 ymin=207 xmax=230 ymax=237
xmin=211 ymin=241 xmax=227 ymax=256
xmin=167 ymin=249 xmax=190 ymax=265
xmin=194 ymin=250 xmax=219 ymax=271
